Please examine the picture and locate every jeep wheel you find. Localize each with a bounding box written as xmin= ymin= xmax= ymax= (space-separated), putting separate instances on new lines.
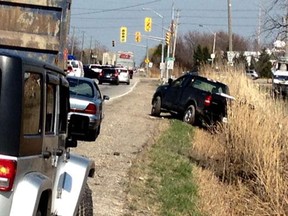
xmin=77 ymin=183 xmax=93 ymax=216
xmin=151 ymin=96 xmax=161 ymax=116
xmin=183 ymin=105 xmax=196 ymax=125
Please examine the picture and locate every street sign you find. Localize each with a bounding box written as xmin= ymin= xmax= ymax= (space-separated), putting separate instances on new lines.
xmin=167 ymin=59 xmax=174 ymax=70
xmin=145 ymin=58 xmax=150 ymax=64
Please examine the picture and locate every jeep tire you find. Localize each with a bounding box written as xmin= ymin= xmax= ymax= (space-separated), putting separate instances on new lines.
xmin=77 ymin=183 xmax=93 ymax=216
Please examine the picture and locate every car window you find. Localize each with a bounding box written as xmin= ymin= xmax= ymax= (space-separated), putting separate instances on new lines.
xmin=45 ymin=83 xmax=56 ymax=133
xmin=190 ymin=78 xmax=227 ymax=94
xmin=23 ymin=72 xmax=42 ymax=135
xmin=171 ymin=76 xmax=186 ymax=87
xmin=70 ymin=61 xmax=79 ymax=68
xmin=68 ymin=79 xmax=94 ymax=98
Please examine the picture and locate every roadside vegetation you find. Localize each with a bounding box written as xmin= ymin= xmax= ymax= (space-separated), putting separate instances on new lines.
xmin=125 ymin=120 xmax=200 ymax=216
xmin=127 ymin=64 xmax=288 ymax=215
xmin=194 ymin=65 xmax=288 ymax=215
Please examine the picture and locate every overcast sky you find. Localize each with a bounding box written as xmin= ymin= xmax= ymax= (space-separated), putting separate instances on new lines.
xmin=70 ymin=0 xmax=269 ymax=65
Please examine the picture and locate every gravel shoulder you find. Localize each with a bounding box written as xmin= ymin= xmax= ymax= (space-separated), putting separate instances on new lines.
xmin=74 ymin=77 xmax=162 ymax=215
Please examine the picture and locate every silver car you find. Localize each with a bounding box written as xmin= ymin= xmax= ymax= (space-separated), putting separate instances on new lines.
xmin=67 ymin=76 xmax=109 ymax=141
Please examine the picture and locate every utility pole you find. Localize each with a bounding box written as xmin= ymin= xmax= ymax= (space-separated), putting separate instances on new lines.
xmin=227 ymin=0 xmax=233 ymax=52
xmin=285 ymin=0 xmax=288 ymax=60
xmin=80 ymin=31 xmax=85 ymax=62
xmin=172 ymin=9 xmax=180 ymax=59
xmin=71 ymin=26 xmax=75 ymax=55
xmin=257 ymin=1 xmax=262 ymax=52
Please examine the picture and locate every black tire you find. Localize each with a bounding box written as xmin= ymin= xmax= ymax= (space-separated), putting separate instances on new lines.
xmin=151 ymin=96 xmax=161 ymax=116
xmin=77 ymin=183 xmax=93 ymax=216
xmin=183 ymin=105 xmax=196 ymax=125
xmin=87 ymin=129 xmax=97 ymax=141
xmin=127 ymin=81 xmax=130 ymax=85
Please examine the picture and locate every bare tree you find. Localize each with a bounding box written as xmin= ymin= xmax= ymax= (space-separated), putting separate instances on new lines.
xmin=263 ymin=0 xmax=287 ymax=40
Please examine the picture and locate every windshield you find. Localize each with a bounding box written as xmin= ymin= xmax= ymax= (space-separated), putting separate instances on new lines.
xmin=274 ymin=75 xmax=288 ymax=80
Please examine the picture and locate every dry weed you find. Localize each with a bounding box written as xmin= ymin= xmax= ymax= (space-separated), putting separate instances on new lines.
xmin=192 ymin=64 xmax=288 ymax=215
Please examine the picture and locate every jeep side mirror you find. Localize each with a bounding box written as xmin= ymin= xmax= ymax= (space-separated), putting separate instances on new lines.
xmin=67 ymin=114 xmax=90 ymax=145
xmin=168 ymin=78 xmax=173 ymax=85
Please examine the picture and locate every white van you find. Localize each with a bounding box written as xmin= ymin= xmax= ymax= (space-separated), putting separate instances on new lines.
xmin=67 ymin=60 xmax=84 ymax=77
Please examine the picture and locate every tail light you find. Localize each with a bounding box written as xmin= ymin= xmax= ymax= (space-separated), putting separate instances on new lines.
xmin=114 ymin=72 xmax=119 ymax=77
xmin=204 ymin=95 xmax=212 ymax=106
xmin=0 ymin=159 xmax=17 ymax=191
xmin=70 ymin=103 xmax=97 ymax=115
xmin=99 ymin=72 xmax=103 ymax=77
xmin=84 ymin=103 xmax=97 ymax=114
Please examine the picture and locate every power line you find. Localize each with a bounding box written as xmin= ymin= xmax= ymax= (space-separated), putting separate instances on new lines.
xmin=72 ymin=0 xmax=161 ymax=16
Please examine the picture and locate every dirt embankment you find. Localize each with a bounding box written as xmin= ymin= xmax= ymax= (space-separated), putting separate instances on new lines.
xmin=74 ymin=78 xmax=163 ymax=215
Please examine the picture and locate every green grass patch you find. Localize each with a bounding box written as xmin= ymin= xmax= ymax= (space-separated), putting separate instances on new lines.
xmin=148 ymin=120 xmax=200 ymax=216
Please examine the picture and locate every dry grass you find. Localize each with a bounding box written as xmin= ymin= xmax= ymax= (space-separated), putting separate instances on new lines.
xmin=192 ymin=64 xmax=288 ymax=215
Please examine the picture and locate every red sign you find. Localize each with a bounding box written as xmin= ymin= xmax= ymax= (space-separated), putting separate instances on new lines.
xmin=119 ymin=53 xmax=131 ymax=59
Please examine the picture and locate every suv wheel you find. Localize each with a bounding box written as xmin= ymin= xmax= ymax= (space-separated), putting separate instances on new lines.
xmin=77 ymin=183 xmax=93 ymax=216
xmin=183 ymin=105 xmax=196 ymax=125
xmin=151 ymin=96 xmax=161 ymax=116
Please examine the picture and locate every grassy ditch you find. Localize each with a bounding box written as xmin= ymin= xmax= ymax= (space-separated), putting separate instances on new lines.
xmin=193 ymin=65 xmax=288 ymax=215
xmin=125 ymin=120 xmax=200 ymax=216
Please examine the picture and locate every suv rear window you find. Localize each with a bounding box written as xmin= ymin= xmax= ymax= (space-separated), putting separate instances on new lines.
xmin=191 ymin=78 xmax=228 ymax=94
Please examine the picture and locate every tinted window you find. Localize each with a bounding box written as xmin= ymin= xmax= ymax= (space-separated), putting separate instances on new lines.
xmin=23 ymin=73 xmax=42 ymax=135
xmin=45 ymin=83 xmax=56 ymax=133
xmin=102 ymin=69 xmax=115 ymax=74
xmin=191 ymin=78 xmax=228 ymax=94
xmin=59 ymin=84 xmax=69 ymax=133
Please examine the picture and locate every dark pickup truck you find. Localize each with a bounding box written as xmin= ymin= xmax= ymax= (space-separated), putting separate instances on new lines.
xmin=151 ymin=73 xmax=234 ymax=127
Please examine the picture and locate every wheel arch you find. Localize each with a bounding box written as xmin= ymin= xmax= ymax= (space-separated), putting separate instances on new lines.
xmin=10 ymin=172 xmax=53 ymax=216
xmin=51 ymin=154 xmax=95 ymax=216
xmin=184 ymin=99 xmax=197 ymax=114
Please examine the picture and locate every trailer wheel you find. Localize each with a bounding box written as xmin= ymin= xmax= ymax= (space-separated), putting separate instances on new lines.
xmin=77 ymin=183 xmax=93 ymax=216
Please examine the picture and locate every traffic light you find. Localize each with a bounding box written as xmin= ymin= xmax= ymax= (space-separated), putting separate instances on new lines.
xmin=165 ymin=31 xmax=171 ymax=45
xmin=135 ymin=31 xmax=141 ymax=43
xmin=120 ymin=26 xmax=127 ymax=43
xmin=144 ymin=17 xmax=152 ymax=32
xmin=112 ymin=40 xmax=115 ymax=47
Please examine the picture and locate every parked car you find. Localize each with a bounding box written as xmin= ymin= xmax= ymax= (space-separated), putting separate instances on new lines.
xmin=246 ymin=69 xmax=259 ymax=79
xmin=117 ymin=67 xmax=130 ymax=85
xmin=67 ymin=60 xmax=84 ymax=77
xmin=84 ymin=64 xmax=99 ymax=79
xmin=151 ymin=73 xmax=234 ymax=127
xmin=98 ymin=67 xmax=120 ymax=85
xmin=67 ymin=76 xmax=109 ymax=141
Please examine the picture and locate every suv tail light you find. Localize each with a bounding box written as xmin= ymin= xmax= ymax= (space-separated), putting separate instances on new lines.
xmin=84 ymin=103 xmax=97 ymax=114
xmin=114 ymin=72 xmax=119 ymax=77
xmin=0 ymin=159 xmax=17 ymax=191
xmin=204 ymin=95 xmax=212 ymax=106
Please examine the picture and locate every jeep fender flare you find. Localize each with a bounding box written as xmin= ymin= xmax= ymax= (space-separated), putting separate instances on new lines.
xmin=10 ymin=172 xmax=52 ymax=216
xmin=51 ymin=154 xmax=95 ymax=216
